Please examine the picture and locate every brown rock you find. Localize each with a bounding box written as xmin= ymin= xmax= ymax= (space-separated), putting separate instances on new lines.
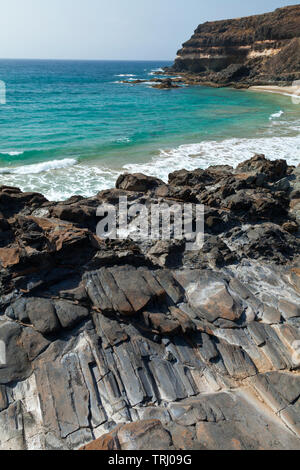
xmin=0 ymin=246 xmax=21 ymax=269
xmin=117 ymin=420 xmax=173 ymax=450
xmin=236 ymin=155 xmax=288 ymax=182
xmin=282 ymin=221 xmax=298 ymax=234
xmin=116 ymin=173 xmax=164 ymax=192
xmin=80 ymin=430 xmax=121 ymax=451
xmin=146 ymin=313 xmax=181 ymax=336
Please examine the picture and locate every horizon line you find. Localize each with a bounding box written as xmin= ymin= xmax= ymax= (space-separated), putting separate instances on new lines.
xmin=0 ymin=57 xmax=174 ymax=62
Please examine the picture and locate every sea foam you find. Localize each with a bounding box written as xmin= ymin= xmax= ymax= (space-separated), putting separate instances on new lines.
xmin=1 ymin=134 xmax=299 ymax=200
xmin=115 ymin=74 xmax=136 ymax=77
xmin=123 ymin=135 xmax=300 ymax=183
xmin=0 ymin=151 xmax=24 ymax=156
xmin=0 ymin=158 xmax=77 ymax=175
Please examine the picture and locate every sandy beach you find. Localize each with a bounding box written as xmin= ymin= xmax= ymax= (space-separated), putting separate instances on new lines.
xmin=249 ymin=84 xmax=300 ymax=99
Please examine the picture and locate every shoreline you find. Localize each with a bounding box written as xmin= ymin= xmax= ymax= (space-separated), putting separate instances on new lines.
xmin=248 ymin=84 xmax=300 ymax=98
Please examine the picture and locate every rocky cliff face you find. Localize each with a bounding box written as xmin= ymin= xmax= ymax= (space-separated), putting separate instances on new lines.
xmin=170 ymin=5 xmax=300 ymax=86
xmin=0 ymin=155 xmax=300 ymax=450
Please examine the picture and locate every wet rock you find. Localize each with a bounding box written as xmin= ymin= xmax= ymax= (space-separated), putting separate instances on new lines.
xmin=151 ymin=78 xmax=180 ymax=89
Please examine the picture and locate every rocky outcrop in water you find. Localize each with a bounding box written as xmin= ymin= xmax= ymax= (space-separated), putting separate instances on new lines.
xmin=0 ymin=155 xmax=300 ymax=450
xmin=167 ymin=5 xmax=300 ymax=87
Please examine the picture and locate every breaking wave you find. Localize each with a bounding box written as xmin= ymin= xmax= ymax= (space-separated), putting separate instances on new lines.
xmin=0 ymin=158 xmax=77 ymax=175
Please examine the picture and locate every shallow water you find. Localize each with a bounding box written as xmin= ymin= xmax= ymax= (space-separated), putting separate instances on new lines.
xmin=0 ymin=59 xmax=299 ymax=200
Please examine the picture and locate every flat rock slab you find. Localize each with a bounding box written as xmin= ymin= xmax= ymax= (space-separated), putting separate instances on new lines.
xmin=84 ymin=266 xmax=182 ymax=316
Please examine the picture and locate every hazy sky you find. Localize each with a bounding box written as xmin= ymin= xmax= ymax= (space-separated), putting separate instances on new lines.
xmin=0 ymin=0 xmax=297 ymax=60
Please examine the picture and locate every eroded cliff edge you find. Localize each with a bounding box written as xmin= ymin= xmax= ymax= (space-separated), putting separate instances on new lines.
xmin=167 ymin=5 xmax=300 ymax=87
xmin=0 ymin=155 xmax=300 ymax=450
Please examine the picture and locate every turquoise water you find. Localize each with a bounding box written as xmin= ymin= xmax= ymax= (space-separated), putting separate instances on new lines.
xmin=0 ymin=59 xmax=299 ymax=200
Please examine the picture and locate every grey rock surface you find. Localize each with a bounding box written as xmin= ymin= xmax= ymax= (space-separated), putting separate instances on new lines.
xmin=0 ymin=156 xmax=300 ymax=450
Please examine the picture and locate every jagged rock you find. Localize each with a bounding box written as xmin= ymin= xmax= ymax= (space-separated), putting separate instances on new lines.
xmin=145 ymin=313 xmax=181 ymax=336
xmin=54 ymin=301 xmax=90 ymax=329
xmin=1 ymin=155 xmax=300 ymax=450
xmin=84 ymin=265 xmax=166 ymax=316
xmin=50 ymin=204 xmax=97 ymax=227
xmin=116 ymin=173 xmax=164 ymax=192
xmin=215 ymin=64 xmax=250 ymax=84
xmin=169 ymin=168 xmax=213 ymax=187
xmin=0 ymin=186 xmax=47 ymax=218
xmin=236 ymin=155 xmax=288 ymax=182
xmin=151 ymin=78 xmax=180 ymax=89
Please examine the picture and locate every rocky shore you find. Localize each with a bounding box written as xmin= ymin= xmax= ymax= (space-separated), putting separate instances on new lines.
xmin=0 ymin=154 xmax=300 ymax=450
xmin=164 ymin=5 xmax=300 ymax=89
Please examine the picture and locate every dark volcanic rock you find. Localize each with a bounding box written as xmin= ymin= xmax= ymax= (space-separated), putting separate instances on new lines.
xmin=0 ymin=322 xmax=31 ymax=384
xmin=116 ymin=173 xmax=164 ymax=192
xmin=236 ymin=154 xmax=288 ymax=182
xmin=0 ymin=154 xmax=300 ymax=450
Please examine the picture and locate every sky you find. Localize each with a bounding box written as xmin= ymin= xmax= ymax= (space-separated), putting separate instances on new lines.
xmin=0 ymin=0 xmax=298 ymax=60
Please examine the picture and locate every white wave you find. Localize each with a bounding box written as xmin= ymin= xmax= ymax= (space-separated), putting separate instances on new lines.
xmin=114 ymin=77 xmax=138 ymax=84
xmin=0 ymin=158 xmax=77 ymax=175
xmin=116 ymin=136 xmax=131 ymax=143
xmin=148 ymin=67 xmax=165 ymax=76
xmin=269 ymin=110 xmax=284 ymax=120
xmin=150 ymin=67 xmax=164 ymax=73
xmin=115 ymin=74 xmax=136 ymax=77
xmin=0 ymin=151 xmax=24 ymax=156
xmin=123 ymin=135 xmax=300 ymax=183
xmin=0 ymin=162 xmax=119 ymax=201
xmin=1 ymin=133 xmax=299 ymax=201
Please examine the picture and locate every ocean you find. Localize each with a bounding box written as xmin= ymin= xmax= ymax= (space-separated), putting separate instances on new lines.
xmin=0 ymin=59 xmax=299 ymax=201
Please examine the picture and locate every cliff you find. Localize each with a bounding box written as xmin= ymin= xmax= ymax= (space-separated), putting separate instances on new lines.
xmin=0 ymin=155 xmax=300 ymax=450
xmin=170 ymin=5 xmax=300 ymax=86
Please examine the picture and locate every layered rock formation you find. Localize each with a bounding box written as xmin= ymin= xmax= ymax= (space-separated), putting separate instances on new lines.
xmin=168 ymin=5 xmax=300 ymax=86
xmin=0 ymin=155 xmax=300 ymax=450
